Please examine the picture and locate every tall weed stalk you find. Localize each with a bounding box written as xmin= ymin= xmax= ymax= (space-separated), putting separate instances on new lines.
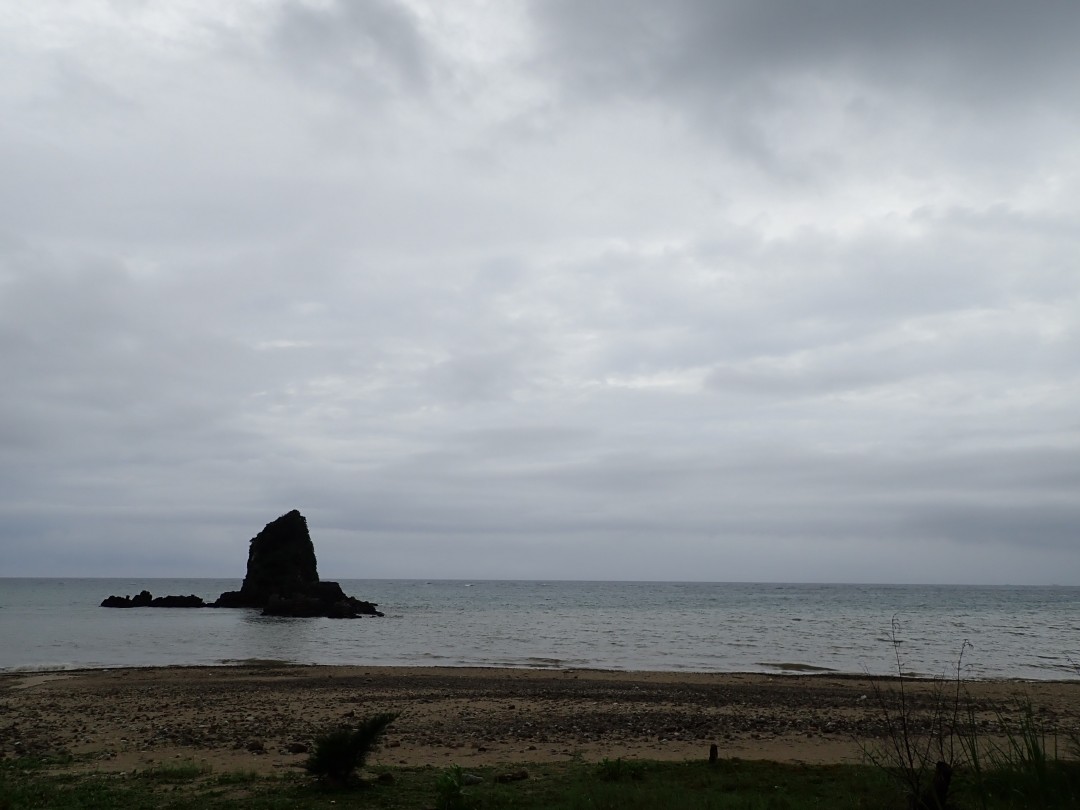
xmin=860 ymin=618 xmax=970 ymax=809
xmin=865 ymin=621 xmax=1080 ymax=809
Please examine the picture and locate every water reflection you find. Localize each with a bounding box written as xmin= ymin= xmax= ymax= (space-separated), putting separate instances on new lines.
xmin=227 ymin=612 xmax=323 ymax=664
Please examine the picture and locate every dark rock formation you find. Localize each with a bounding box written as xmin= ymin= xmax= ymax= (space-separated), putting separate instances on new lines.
xmin=214 ymin=510 xmax=320 ymax=608
xmin=151 ymin=594 xmax=206 ymax=608
xmin=101 ymin=592 xmax=141 ymax=608
xmin=101 ymin=591 xmax=207 ymax=608
xmin=101 ymin=509 xmax=382 ymax=618
xmin=101 ymin=590 xmax=154 ymax=608
xmin=215 ymin=511 xmax=381 ymax=617
xmin=263 ymin=580 xmax=381 ymax=619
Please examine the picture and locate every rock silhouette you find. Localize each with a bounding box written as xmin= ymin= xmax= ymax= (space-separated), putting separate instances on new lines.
xmin=214 ymin=510 xmax=321 ymax=609
xmin=101 ymin=510 xmax=382 ymax=618
xmin=101 ymin=592 xmax=206 ymax=608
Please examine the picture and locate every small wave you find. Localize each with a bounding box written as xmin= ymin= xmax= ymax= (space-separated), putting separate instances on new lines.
xmin=216 ymin=658 xmax=294 ymax=668
xmin=524 ymin=656 xmax=564 ymax=668
xmin=2 ymin=662 xmax=88 ymax=673
xmin=758 ymin=662 xmax=837 ymax=673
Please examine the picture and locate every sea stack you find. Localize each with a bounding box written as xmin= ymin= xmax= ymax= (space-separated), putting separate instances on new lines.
xmin=213 ymin=510 xmax=320 ymax=608
xmin=101 ymin=509 xmax=383 ymax=618
xmin=214 ymin=510 xmax=383 ymax=618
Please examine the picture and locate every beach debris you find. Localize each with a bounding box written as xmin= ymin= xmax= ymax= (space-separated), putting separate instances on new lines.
xmin=460 ymin=772 xmax=484 ymax=785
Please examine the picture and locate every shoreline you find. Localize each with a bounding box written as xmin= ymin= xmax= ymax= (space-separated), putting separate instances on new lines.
xmin=3 ymin=664 xmax=1078 ymax=775
xmin=4 ymin=657 xmax=1078 ymax=683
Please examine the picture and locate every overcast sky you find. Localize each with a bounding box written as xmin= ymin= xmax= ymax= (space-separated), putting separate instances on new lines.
xmin=2 ymin=1 xmax=1078 ymax=584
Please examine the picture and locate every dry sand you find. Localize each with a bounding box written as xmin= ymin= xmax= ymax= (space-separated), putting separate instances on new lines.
xmin=2 ymin=665 xmax=1078 ymax=776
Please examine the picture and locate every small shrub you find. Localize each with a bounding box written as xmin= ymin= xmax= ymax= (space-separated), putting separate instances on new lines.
xmin=305 ymin=712 xmax=398 ymax=787
xmin=434 ymin=764 xmax=473 ymax=810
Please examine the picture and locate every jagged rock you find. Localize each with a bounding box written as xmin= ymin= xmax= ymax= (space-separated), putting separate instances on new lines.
xmin=213 ymin=511 xmax=382 ymax=618
xmin=101 ymin=590 xmax=155 ymax=608
xmin=150 ymin=594 xmax=205 ymax=608
xmin=263 ymin=589 xmax=382 ymax=618
xmin=101 ymin=509 xmax=382 ymax=619
xmin=214 ymin=510 xmax=319 ymax=608
xmin=103 ymin=590 xmax=206 ymax=609
xmin=101 ymin=594 xmax=134 ymax=608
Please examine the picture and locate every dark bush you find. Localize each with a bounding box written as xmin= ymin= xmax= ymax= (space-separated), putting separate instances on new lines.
xmin=305 ymin=713 xmax=398 ymax=787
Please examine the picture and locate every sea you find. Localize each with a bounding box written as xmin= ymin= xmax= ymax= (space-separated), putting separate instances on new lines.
xmin=0 ymin=579 xmax=1077 ymax=680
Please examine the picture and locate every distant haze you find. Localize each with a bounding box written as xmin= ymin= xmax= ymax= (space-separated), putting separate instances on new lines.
xmin=2 ymin=2 xmax=1078 ymax=584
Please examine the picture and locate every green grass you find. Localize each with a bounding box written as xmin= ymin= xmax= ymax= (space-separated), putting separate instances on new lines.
xmin=2 ymin=754 xmax=1078 ymax=809
xmin=134 ymin=760 xmax=212 ymax=783
xmin=0 ymin=755 xmax=892 ymax=810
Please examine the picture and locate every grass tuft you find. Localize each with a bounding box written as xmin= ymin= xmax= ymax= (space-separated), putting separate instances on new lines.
xmin=304 ymin=711 xmax=398 ymax=788
xmin=135 ymin=760 xmax=210 ymax=783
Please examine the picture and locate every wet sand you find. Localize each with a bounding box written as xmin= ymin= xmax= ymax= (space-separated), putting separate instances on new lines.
xmin=2 ymin=665 xmax=1078 ymax=775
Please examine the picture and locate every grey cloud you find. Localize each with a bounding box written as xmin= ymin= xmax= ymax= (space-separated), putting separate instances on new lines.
xmin=497 ymin=210 xmax=1080 ymax=398
xmin=450 ymin=426 xmax=595 ymax=457
xmin=0 ymin=3 xmax=1077 ymax=583
xmin=425 ymin=350 xmax=531 ymax=403
xmin=273 ymin=0 xmax=434 ymax=97
xmin=530 ymin=1 xmax=1080 ymax=179
xmin=27 ymin=55 xmax=140 ymax=121
xmin=909 ymin=504 xmax=1080 ymax=554
xmin=532 ymin=0 xmax=1080 ymax=107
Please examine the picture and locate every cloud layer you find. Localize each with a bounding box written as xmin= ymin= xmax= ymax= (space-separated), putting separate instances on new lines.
xmin=2 ymin=1 xmax=1078 ymax=583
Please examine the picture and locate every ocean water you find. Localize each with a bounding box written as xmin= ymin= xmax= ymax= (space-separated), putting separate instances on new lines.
xmin=0 ymin=579 xmax=1077 ymax=680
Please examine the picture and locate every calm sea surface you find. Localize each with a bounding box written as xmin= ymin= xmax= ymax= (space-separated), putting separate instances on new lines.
xmin=0 ymin=579 xmax=1076 ymax=680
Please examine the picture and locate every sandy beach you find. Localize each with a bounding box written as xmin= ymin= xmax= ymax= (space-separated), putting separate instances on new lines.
xmin=2 ymin=665 xmax=1078 ymax=776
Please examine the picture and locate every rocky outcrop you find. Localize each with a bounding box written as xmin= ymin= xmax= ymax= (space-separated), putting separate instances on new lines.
xmin=263 ymin=581 xmax=382 ymax=619
xmin=215 ymin=510 xmax=382 ymax=618
xmin=152 ymin=594 xmax=207 ymax=608
xmin=213 ymin=510 xmax=320 ymax=609
xmin=101 ymin=509 xmax=382 ymax=618
xmin=100 ymin=591 xmax=150 ymax=608
xmin=100 ymin=591 xmax=206 ymax=608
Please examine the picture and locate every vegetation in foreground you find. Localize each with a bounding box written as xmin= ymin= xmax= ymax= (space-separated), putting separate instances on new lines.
xmin=3 ymin=750 xmax=1080 ymax=810
xmin=305 ymin=712 xmax=399 ymax=787
xmin=856 ymin=624 xmax=1080 ymax=809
